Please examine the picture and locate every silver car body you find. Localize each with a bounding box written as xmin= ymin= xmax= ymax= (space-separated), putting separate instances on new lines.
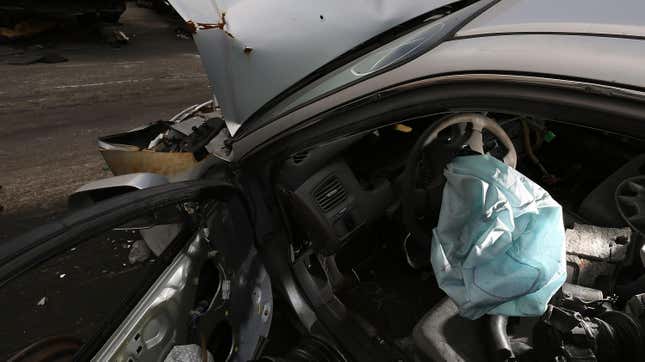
xmin=70 ymin=0 xmax=645 ymax=360
xmin=168 ymin=0 xmax=645 ymax=141
xmin=230 ymin=0 xmax=645 ymax=159
xmin=168 ymin=0 xmax=459 ymax=134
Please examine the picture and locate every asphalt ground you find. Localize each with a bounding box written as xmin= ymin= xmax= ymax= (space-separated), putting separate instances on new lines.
xmin=0 ymin=4 xmax=211 ymax=241
xmin=0 ymin=4 xmax=211 ymax=358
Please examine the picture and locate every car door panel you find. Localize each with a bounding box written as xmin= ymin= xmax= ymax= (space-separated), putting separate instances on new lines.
xmin=0 ymin=180 xmax=272 ymax=362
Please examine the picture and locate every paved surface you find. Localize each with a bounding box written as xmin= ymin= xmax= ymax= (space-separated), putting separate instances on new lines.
xmin=0 ymin=230 xmax=154 ymax=359
xmin=0 ymin=5 xmax=211 ymax=241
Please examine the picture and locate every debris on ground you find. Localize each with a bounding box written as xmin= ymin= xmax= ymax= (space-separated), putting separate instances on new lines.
xmin=7 ymin=52 xmax=68 ymax=65
xmin=128 ymin=240 xmax=152 ymax=264
xmin=0 ymin=20 xmax=57 ymax=41
xmin=175 ymin=27 xmax=191 ymax=39
xmin=100 ymin=25 xmax=131 ymax=47
xmin=112 ymin=30 xmax=130 ymax=44
xmin=36 ymin=297 xmax=47 ymax=306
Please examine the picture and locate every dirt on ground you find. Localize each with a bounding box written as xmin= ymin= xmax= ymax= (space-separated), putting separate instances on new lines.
xmin=0 ymin=4 xmax=211 ymax=241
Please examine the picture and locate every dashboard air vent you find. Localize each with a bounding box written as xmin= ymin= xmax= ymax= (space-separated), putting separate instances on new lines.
xmin=313 ymin=176 xmax=347 ymax=212
xmin=292 ymin=151 xmax=309 ymax=164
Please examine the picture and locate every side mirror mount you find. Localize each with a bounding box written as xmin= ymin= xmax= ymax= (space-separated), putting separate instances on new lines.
xmin=68 ymin=173 xmax=180 ymax=256
xmin=68 ymin=173 xmax=169 ymax=210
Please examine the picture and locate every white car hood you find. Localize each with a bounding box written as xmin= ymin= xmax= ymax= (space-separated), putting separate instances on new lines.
xmin=168 ymin=0 xmax=455 ymax=135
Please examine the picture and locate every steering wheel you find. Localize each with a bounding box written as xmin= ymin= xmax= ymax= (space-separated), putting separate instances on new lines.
xmin=401 ymin=113 xmax=517 ymax=268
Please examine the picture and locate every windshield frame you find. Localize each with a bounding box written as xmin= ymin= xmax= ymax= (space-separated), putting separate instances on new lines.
xmin=235 ymin=0 xmax=499 ymax=139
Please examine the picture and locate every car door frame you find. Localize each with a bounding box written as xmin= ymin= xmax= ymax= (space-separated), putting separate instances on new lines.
xmin=0 ymin=179 xmax=248 ymax=360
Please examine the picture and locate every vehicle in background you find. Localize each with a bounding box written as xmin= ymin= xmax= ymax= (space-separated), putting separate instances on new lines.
xmin=0 ymin=0 xmax=126 ymax=24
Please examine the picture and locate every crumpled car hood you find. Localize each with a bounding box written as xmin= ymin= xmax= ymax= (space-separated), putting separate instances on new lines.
xmin=168 ymin=0 xmax=455 ymax=135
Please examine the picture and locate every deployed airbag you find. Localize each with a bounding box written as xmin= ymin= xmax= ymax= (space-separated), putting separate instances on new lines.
xmin=431 ymin=155 xmax=566 ymax=319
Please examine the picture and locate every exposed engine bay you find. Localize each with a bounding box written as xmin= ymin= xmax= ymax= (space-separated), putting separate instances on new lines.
xmin=276 ymin=112 xmax=645 ymax=362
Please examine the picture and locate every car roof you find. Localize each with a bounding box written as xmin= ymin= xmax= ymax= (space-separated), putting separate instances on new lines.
xmin=234 ymin=30 xmax=645 ymax=159
xmin=457 ymin=0 xmax=645 ymax=38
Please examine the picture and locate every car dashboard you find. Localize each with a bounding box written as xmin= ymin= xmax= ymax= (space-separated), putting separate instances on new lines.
xmin=278 ymin=123 xmax=422 ymax=255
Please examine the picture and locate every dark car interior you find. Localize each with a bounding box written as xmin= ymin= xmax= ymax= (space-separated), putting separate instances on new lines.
xmin=274 ymin=111 xmax=645 ymax=361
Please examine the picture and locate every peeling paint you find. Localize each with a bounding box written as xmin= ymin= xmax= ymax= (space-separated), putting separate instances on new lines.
xmin=185 ymin=12 xmax=233 ymax=37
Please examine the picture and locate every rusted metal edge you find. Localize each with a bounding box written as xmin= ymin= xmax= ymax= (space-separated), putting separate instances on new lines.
xmin=185 ymin=12 xmax=233 ymax=38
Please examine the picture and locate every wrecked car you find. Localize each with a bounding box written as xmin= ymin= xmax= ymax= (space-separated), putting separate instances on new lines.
xmin=0 ymin=0 xmax=126 ymax=24
xmin=3 ymin=0 xmax=645 ymax=361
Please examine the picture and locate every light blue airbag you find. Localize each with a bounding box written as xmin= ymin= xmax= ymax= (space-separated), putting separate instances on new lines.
xmin=431 ymin=155 xmax=566 ymax=319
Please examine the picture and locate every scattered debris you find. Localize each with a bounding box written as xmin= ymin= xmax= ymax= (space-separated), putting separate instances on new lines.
xmin=100 ymin=25 xmax=131 ymax=47
xmin=113 ymin=30 xmax=130 ymax=44
xmin=0 ymin=20 xmax=57 ymax=41
xmin=7 ymin=52 xmax=68 ymax=65
xmin=36 ymin=297 xmax=47 ymax=306
xmin=175 ymin=28 xmax=191 ymax=40
xmin=128 ymin=240 xmax=152 ymax=264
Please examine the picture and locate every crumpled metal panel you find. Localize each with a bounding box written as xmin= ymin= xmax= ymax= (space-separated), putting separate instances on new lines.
xmin=168 ymin=0 xmax=454 ymax=135
xmin=457 ymin=0 xmax=645 ymax=38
